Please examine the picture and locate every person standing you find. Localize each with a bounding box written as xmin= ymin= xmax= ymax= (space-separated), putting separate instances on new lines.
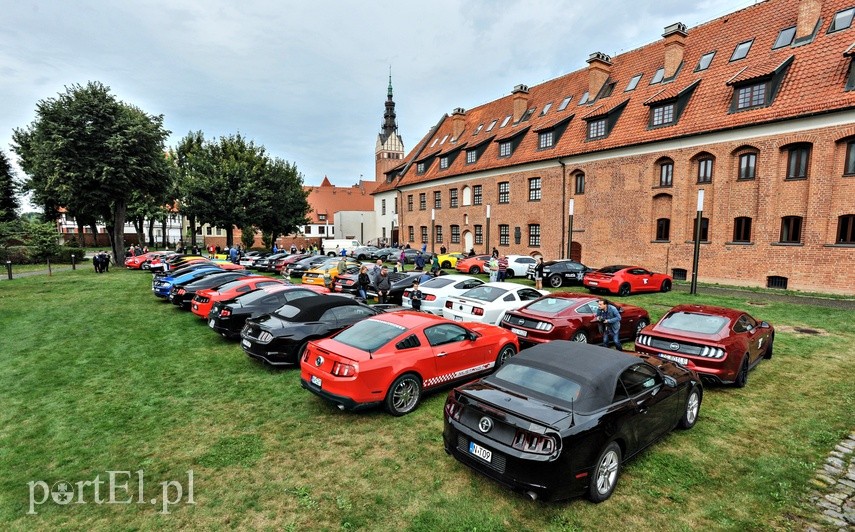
xmin=375 ymin=267 xmax=392 ymax=304
xmin=534 ymin=257 xmax=545 ymax=290
xmin=399 ymin=249 xmax=407 ymax=271
xmin=410 ymin=280 xmax=423 ymax=311
xmin=414 ymin=251 xmax=425 ymax=271
xmin=497 ymin=255 xmax=508 ymax=282
xmin=488 ymin=255 xmax=499 ymax=283
xmin=357 ymin=265 xmax=371 ymax=301
xmin=431 ymin=254 xmax=440 ymax=273
xmin=371 ymin=259 xmax=383 ymax=285
xmin=596 ymin=299 xmax=623 ymax=350
xmin=440 ymin=245 xmax=446 ymax=254
xmin=336 ymin=256 xmax=348 ymax=279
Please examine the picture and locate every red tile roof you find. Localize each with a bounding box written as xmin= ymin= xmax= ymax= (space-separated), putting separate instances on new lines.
xmin=304 ymin=176 xmax=377 ymax=223
xmin=383 ymin=0 xmax=855 ymax=189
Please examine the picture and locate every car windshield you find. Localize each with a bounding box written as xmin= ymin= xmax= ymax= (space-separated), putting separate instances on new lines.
xmin=525 ymin=297 xmax=577 ymax=313
xmin=333 ymin=319 xmax=405 ymax=353
xmin=493 ymin=363 xmax=581 ymax=405
xmin=421 ymin=278 xmax=454 ymax=289
xmin=660 ymin=311 xmax=729 ymax=334
xmin=461 ymin=285 xmax=508 ymax=302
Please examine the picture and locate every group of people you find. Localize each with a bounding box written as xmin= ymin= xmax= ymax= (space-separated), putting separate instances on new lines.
xmin=93 ymin=251 xmax=111 ymax=273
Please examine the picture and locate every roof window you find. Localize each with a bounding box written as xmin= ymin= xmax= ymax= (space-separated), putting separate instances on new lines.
xmin=625 ymin=74 xmax=642 ymax=91
xmin=539 ymin=102 xmax=552 ymax=116
xmin=519 ymin=107 xmax=536 ymax=122
xmin=829 ymin=7 xmax=855 ymax=33
xmin=696 ymin=51 xmax=715 ymax=71
xmin=730 ymin=39 xmax=753 ymax=61
xmin=440 ymin=134 xmax=449 ymax=145
xmin=500 ymin=115 xmax=511 ymax=128
xmin=579 ymin=91 xmax=590 ymax=105
xmin=486 ymin=119 xmax=498 ymax=131
xmin=473 ymin=123 xmax=483 ymax=135
xmin=557 ymin=95 xmax=572 ymax=110
xmin=773 ymin=26 xmax=796 ymax=49
xmin=650 ymin=67 xmax=665 ymax=84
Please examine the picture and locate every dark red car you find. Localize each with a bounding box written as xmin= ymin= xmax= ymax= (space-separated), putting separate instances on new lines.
xmin=583 ymin=265 xmax=672 ymax=296
xmin=500 ymin=293 xmax=649 ymax=346
xmin=635 ymin=304 xmax=774 ymax=387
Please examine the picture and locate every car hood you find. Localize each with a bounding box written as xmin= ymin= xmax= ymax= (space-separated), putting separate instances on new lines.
xmin=458 ymin=381 xmax=572 ymax=426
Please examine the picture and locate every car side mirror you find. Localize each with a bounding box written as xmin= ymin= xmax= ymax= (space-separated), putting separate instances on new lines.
xmin=662 ymin=375 xmax=678 ymax=388
xmin=467 ymin=331 xmax=478 ymax=341
xmin=760 ymin=321 xmax=770 ymax=329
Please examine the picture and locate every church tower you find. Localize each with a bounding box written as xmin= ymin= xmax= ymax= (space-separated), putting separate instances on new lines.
xmin=375 ymin=70 xmax=405 ymax=182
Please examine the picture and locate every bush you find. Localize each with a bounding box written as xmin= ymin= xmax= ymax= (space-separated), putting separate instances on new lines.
xmin=0 ymin=246 xmax=32 ymax=263
xmin=0 ymin=246 xmax=86 ymax=264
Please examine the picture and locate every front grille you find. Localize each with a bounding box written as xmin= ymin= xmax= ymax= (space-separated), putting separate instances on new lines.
xmin=636 ymin=335 xmax=725 ymax=359
xmin=456 ymin=434 xmax=506 ymax=474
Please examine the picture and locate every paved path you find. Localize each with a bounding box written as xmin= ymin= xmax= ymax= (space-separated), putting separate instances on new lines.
xmin=807 ymin=432 xmax=855 ymax=530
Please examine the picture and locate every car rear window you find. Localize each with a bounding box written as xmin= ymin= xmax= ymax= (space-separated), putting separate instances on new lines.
xmin=234 ymin=289 xmax=272 ymax=305
xmin=421 ymin=278 xmax=454 ymax=288
xmin=660 ymin=311 xmax=728 ymax=334
xmin=333 ymin=319 xmax=406 ymax=353
xmin=525 ymin=297 xmax=577 ymax=313
xmin=493 ymin=363 xmax=581 ymax=404
xmin=461 ymin=285 xmax=508 ymax=302
xmin=274 ymin=304 xmax=301 ymax=319
xmin=215 ymin=280 xmax=253 ymax=292
xmin=596 ymin=265 xmax=628 ymax=274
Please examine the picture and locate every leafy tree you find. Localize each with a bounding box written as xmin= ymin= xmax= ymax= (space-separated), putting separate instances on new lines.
xmin=0 ymin=149 xmax=20 ymax=223
xmin=26 ymin=220 xmax=61 ymax=272
xmin=240 ymin=225 xmax=256 ymax=250
xmin=252 ymin=157 xmax=310 ymax=242
xmin=170 ymin=131 xmax=206 ymax=248
xmin=12 ymin=81 xmax=170 ymax=264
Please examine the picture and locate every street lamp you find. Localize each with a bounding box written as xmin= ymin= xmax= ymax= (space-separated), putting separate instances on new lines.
xmin=566 ymin=198 xmax=575 ymax=260
xmin=360 ymin=214 xmax=364 ymax=245
xmin=485 ymin=204 xmax=491 ymax=254
xmin=431 ymin=208 xmax=436 ymax=254
xmin=690 ymin=189 xmax=704 ymax=295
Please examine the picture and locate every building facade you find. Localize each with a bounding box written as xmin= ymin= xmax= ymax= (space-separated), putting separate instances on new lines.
xmin=374 ymin=0 xmax=855 ymax=294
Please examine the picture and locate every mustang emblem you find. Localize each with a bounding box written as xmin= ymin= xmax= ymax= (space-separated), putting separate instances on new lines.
xmin=517 ymin=318 xmax=524 ymax=325
xmin=478 ymin=416 xmax=493 ymax=433
xmin=315 ymin=356 xmax=324 ymax=367
xmin=670 ymin=342 xmax=680 ymax=351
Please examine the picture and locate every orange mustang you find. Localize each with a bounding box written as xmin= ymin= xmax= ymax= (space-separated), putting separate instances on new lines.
xmin=300 ymin=311 xmax=519 ymax=416
xmin=191 ymin=276 xmax=285 ymax=319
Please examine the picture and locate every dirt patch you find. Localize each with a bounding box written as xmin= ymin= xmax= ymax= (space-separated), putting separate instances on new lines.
xmin=746 ymin=301 xmax=769 ymax=307
xmin=775 ymin=325 xmax=829 ymax=336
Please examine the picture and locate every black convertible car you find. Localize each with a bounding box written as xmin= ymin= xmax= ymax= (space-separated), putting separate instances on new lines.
xmin=240 ymin=296 xmax=399 ymax=366
xmin=169 ymin=271 xmax=249 ymax=309
xmin=443 ymin=341 xmax=702 ymax=502
xmin=207 ymin=285 xmax=324 ymax=338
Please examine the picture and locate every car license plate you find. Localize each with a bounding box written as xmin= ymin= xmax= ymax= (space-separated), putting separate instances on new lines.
xmin=209 ymin=319 xmax=215 ymax=329
xmin=659 ymin=353 xmax=688 ymax=366
xmin=242 ymin=339 xmax=250 ymax=348
xmin=454 ymin=316 xmax=463 ymax=322
xmin=511 ymin=327 xmax=527 ymax=337
xmin=587 ymin=281 xmax=598 ymax=286
xmin=310 ymin=375 xmax=322 ymax=387
xmin=469 ymin=442 xmax=492 ymax=463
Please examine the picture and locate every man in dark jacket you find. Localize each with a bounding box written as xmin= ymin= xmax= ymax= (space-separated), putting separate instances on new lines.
xmin=596 ymin=299 xmax=623 ymax=350
xmin=375 ymin=267 xmax=392 ymax=304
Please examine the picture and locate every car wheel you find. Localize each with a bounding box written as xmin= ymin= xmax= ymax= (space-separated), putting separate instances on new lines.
xmin=571 ymin=331 xmax=588 ymax=343
xmin=634 ymin=318 xmax=649 ymax=339
xmin=763 ymin=334 xmax=774 ymax=359
xmin=441 ymin=260 xmax=451 ymax=268
xmin=549 ymin=274 xmax=563 ymax=288
xmin=733 ymin=355 xmax=749 ymax=388
xmin=469 ymin=266 xmax=481 ymax=274
xmin=385 ymin=373 xmax=422 ymax=416
xmin=506 ymin=269 xmax=515 ymax=279
xmin=660 ymin=279 xmax=672 ymax=292
xmin=496 ymin=345 xmax=517 ymax=367
xmin=588 ymin=442 xmax=622 ymax=503
xmin=618 ymin=283 xmax=631 ymax=297
xmin=678 ymin=387 xmax=701 ymax=429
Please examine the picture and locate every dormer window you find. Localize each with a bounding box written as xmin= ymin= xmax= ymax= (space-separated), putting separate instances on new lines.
xmin=651 ymin=103 xmax=674 ymax=126
xmin=583 ymin=100 xmax=627 ymax=141
xmin=439 ymin=156 xmax=449 ymax=169
xmin=625 ymin=74 xmax=642 ymax=91
xmin=416 ymin=162 xmax=426 ymax=174
xmin=558 ymin=96 xmax=572 ymax=110
xmin=736 ymin=83 xmax=766 ymax=109
xmin=500 ymin=115 xmax=512 ymax=128
xmin=650 ymin=67 xmax=665 ymax=84
xmin=499 ymin=140 xmax=512 ymax=157
xmin=318 ymin=214 xmax=327 ymax=222
xmin=829 ymin=7 xmax=855 ymax=33
xmin=538 ymin=131 xmax=554 ymax=149
xmin=696 ymin=51 xmax=715 ymax=71
xmin=730 ymin=39 xmax=753 ymax=61
xmin=773 ymin=26 xmax=796 ymax=49
xmin=466 ymin=149 xmax=477 ymax=164
xmin=579 ymin=91 xmax=590 ymax=105
xmin=728 ymin=56 xmax=793 ymax=112
xmin=645 ymin=80 xmax=699 ymax=128
xmin=588 ymin=119 xmax=606 ymax=139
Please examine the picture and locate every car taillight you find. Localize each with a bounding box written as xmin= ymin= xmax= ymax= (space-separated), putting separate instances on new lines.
xmin=444 ymin=394 xmax=463 ymax=421
xmin=177 ymin=288 xmax=185 ymax=295
xmin=424 ymin=294 xmax=436 ymax=301
xmin=403 ymin=290 xmax=411 ymax=297
xmin=445 ymin=301 xmax=453 ymax=309
xmin=331 ymin=361 xmax=356 ymax=377
xmin=258 ymin=331 xmax=273 ymax=343
xmin=344 ymin=280 xmax=354 ymax=285
xmin=512 ymin=429 xmax=560 ymax=455
xmin=535 ymin=321 xmax=553 ymax=331
xmin=473 ymin=307 xmax=484 ymax=316
xmin=219 ymin=308 xmax=231 ymax=318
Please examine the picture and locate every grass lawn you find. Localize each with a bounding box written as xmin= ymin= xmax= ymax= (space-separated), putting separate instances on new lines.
xmin=0 ymin=269 xmax=852 ymax=530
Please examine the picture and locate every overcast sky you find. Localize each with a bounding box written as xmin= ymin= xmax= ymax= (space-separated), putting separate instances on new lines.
xmin=1 ymin=0 xmax=754 ymax=201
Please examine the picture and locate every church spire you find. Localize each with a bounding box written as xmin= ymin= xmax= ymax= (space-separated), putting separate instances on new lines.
xmin=381 ymin=66 xmax=398 ymax=140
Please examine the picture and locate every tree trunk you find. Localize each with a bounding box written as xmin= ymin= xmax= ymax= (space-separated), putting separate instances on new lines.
xmin=160 ymin=217 xmax=167 ymax=248
xmin=148 ymin=218 xmax=155 ymax=249
xmin=89 ymin=223 xmax=99 ymax=247
xmin=226 ymin=226 xmax=233 ymax=248
xmin=111 ymin=201 xmax=127 ymax=265
xmin=76 ymin=221 xmax=85 ymax=247
xmin=133 ymin=216 xmax=145 ymax=246
xmin=188 ymin=215 xmax=197 ymax=247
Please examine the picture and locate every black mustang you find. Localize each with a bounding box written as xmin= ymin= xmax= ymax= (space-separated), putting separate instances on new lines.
xmin=207 ymin=285 xmax=324 ymax=339
xmin=240 ymin=296 xmax=398 ymax=366
xmin=443 ymin=341 xmax=702 ymax=502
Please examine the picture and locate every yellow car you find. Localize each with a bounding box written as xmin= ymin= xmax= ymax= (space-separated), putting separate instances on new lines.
xmin=436 ymin=252 xmax=468 ymax=269
xmin=302 ymin=259 xmax=361 ymax=287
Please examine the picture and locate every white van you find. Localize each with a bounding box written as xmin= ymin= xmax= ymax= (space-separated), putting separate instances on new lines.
xmin=322 ymin=239 xmax=360 ymax=257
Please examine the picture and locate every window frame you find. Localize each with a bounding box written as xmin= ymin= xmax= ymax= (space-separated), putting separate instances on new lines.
xmin=845 ymin=141 xmax=855 ymax=175
xmin=439 ymin=156 xmax=449 ymax=169
xmin=575 ymin=173 xmax=586 ymax=195
xmin=449 ymin=188 xmax=458 ymax=208
xmin=434 ymin=191 xmax=442 ymax=209
xmin=419 ymin=193 xmax=426 ymax=211
xmin=625 ymin=74 xmax=642 ymax=91
xmin=730 ymin=39 xmax=754 ymax=62
xmin=655 ymin=218 xmax=670 ymax=241
xmin=773 ymin=26 xmax=796 ymax=49
xmin=837 ymin=214 xmax=855 ymax=244
xmin=696 ymin=51 xmax=715 ymax=72
xmin=407 ymin=194 xmax=413 ymax=212
xmin=735 ymin=82 xmax=768 ymax=110
xmin=738 ymin=152 xmax=757 ymax=180
xmin=435 ymin=225 xmax=443 ymax=244
xmin=538 ymin=130 xmax=554 ymax=149
xmin=498 ymin=224 xmax=510 ymax=246
xmin=498 ymin=140 xmax=512 ymax=158
xmin=498 ymin=182 xmax=510 ymax=204
xmin=659 ymin=160 xmax=674 ymax=187
xmin=473 ymin=185 xmax=483 ymax=206
xmin=692 ymin=216 xmax=710 ymax=242
xmin=786 ymin=145 xmax=811 ymax=180
xmin=420 ymin=226 xmax=428 ymax=243
xmin=451 ymin=224 xmax=460 ymax=244
xmin=732 ymin=216 xmax=753 ymax=243
xmin=408 ymin=226 xmax=415 ymax=243
xmin=779 ymin=216 xmax=803 ymax=243
xmin=829 ymin=7 xmax=855 ymax=33
xmin=528 ymin=177 xmax=542 ymax=201
xmin=475 ymin=224 xmax=483 ymax=245
xmin=466 ymin=149 xmax=477 ymax=165
xmin=528 ymin=224 xmax=541 ymax=247
xmin=588 ymin=119 xmax=606 ymax=139
xmin=651 ymin=103 xmax=675 ymax=126
xmin=697 ymin=157 xmax=713 ymax=184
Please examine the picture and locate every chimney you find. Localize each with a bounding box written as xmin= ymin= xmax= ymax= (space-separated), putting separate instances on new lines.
xmin=663 ymin=23 xmax=688 ymax=79
xmin=451 ymin=107 xmax=466 ymax=140
xmin=512 ymin=84 xmax=529 ymax=123
xmin=796 ymin=0 xmax=822 ymax=40
xmin=586 ymin=52 xmax=612 ymax=99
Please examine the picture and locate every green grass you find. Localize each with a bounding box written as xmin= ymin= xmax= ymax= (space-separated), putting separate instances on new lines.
xmin=0 ymin=270 xmax=852 ymax=530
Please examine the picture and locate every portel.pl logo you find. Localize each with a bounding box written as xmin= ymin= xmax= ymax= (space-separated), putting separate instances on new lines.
xmin=27 ymin=470 xmax=194 ymax=515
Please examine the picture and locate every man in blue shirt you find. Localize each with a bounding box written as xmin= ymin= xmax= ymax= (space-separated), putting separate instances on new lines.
xmin=414 ymin=251 xmax=426 ymax=271
xmin=596 ymin=299 xmax=623 ymax=350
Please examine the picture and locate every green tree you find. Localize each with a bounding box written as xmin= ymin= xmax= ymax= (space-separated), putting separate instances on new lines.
xmin=251 ymin=157 xmax=310 ymax=242
xmin=240 ymin=225 xmax=256 ymax=250
xmin=0 ymin=149 xmax=20 ymax=222
xmin=26 ymin=220 xmax=61 ymax=273
xmin=12 ymin=81 xmax=171 ymax=264
xmin=170 ymin=131 xmax=206 ymax=248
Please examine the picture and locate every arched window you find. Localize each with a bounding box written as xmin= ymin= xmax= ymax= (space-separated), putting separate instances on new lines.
xmin=692 ymin=152 xmax=715 ymax=184
xmin=657 ymin=158 xmax=674 ymax=187
xmin=783 ymin=143 xmax=811 ymax=180
xmin=574 ymin=172 xmax=585 ymax=194
xmin=461 ymin=186 xmax=472 ymax=206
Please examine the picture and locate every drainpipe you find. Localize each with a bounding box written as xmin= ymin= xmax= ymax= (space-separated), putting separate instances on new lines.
xmin=559 ymin=158 xmax=567 ymax=260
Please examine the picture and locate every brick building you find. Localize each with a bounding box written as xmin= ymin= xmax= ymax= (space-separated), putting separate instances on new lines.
xmin=374 ymin=0 xmax=855 ymax=294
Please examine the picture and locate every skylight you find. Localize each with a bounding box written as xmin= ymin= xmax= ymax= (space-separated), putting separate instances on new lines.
xmin=730 ymin=39 xmax=753 ymax=61
xmin=650 ymin=67 xmax=665 ymax=84
xmin=539 ymin=102 xmax=553 ymax=116
xmin=696 ymin=51 xmax=715 ymax=71
xmin=500 ymin=115 xmax=511 ymax=127
xmin=579 ymin=91 xmax=590 ymax=105
xmin=773 ymin=26 xmax=796 ymax=49
xmin=473 ymin=124 xmax=483 ymax=135
xmin=625 ymin=74 xmax=642 ymax=91
xmin=431 ymin=138 xmax=438 ymax=147
xmin=520 ymin=107 xmax=536 ymax=122
xmin=440 ymin=134 xmax=449 ymax=144
xmin=557 ymin=96 xmax=572 ymax=110
xmin=486 ymin=119 xmax=498 ymax=131
xmin=829 ymin=7 xmax=855 ymax=32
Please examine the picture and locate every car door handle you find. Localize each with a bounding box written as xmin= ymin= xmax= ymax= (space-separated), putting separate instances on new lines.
xmin=436 ymin=352 xmax=447 ymax=357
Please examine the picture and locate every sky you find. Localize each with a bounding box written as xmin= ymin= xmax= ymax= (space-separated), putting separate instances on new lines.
xmin=1 ymin=0 xmax=755 ymax=205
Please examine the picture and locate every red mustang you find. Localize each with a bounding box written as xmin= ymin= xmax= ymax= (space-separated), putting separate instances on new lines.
xmin=500 ymin=293 xmax=650 ymax=346
xmin=583 ymin=265 xmax=672 ymax=296
xmin=635 ymin=304 xmax=774 ymax=387
xmin=455 ymin=255 xmax=491 ymax=275
xmin=191 ymin=276 xmax=285 ymax=318
xmin=300 ymin=311 xmax=519 ymax=416
xmin=124 ymin=251 xmax=170 ymax=270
